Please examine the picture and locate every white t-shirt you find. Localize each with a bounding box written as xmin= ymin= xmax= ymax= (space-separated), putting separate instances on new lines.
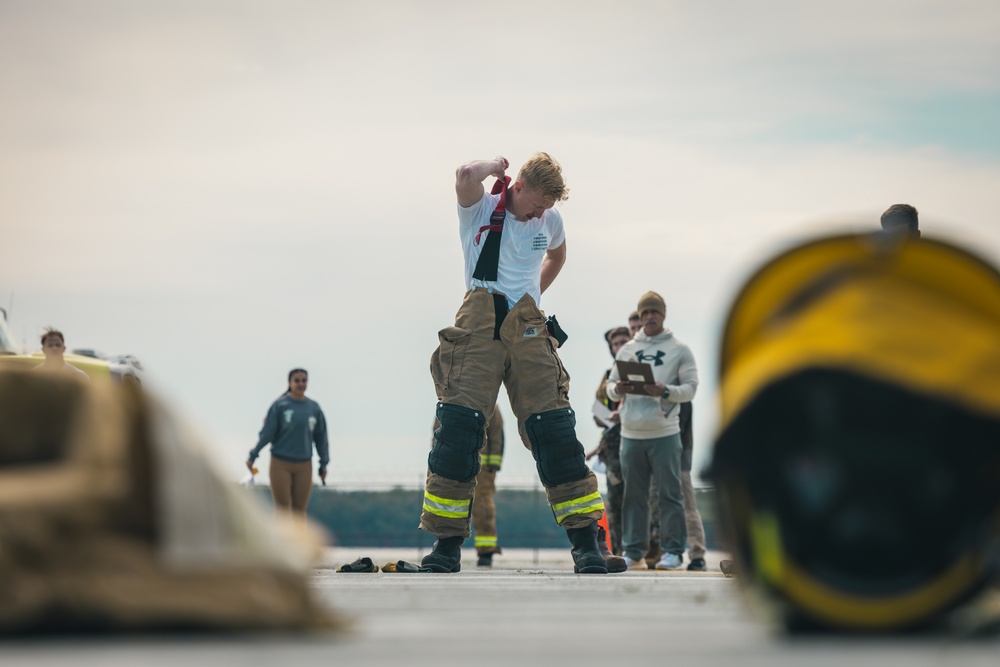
xmin=458 ymin=190 xmax=565 ymax=308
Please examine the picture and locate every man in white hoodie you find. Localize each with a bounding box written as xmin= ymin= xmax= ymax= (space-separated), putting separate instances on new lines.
xmin=606 ymin=291 xmax=698 ymax=570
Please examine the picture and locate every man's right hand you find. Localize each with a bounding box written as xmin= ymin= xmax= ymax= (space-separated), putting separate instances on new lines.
xmin=492 ymin=155 xmax=508 ymax=178
xmin=456 ymin=157 xmax=510 ymax=207
xmin=615 ymin=381 xmax=634 ymax=394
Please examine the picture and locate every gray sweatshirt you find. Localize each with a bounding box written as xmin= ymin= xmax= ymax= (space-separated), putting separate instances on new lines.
xmin=249 ymin=394 xmax=329 ymax=468
xmin=606 ymin=328 xmax=698 ymax=440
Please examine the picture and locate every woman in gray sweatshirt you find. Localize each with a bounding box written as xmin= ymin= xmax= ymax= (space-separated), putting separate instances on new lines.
xmin=246 ymin=368 xmax=329 ymax=514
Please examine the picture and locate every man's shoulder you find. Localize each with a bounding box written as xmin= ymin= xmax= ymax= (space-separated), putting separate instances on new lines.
xmin=542 ymin=207 xmax=564 ymax=228
xmin=668 ymin=334 xmax=693 ymax=351
xmin=458 ymin=190 xmax=495 ymax=217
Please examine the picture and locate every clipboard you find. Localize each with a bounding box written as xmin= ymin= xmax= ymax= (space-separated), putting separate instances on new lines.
xmin=614 ymin=360 xmax=656 ymax=395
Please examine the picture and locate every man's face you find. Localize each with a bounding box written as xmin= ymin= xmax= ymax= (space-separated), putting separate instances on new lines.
xmin=628 ymin=318 xmax=641 ymax=336
xmin=510 ymin=184 xmax=554 ymax=222
xmin=641 ymin=309 xmax=665 ymax=336
xmin=610 ymin=334 xmax=630 ymax=357
xmin=42 ymin=336 xmax=65 ymax=360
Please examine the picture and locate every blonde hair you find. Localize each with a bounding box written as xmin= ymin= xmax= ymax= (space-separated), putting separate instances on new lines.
xmin=517 ymin=152 xmax=569 ymax=202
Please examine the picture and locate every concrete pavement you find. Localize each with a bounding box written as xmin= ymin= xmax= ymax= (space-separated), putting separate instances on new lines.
xmin=1 ymin=547 xmax=999 ymax=667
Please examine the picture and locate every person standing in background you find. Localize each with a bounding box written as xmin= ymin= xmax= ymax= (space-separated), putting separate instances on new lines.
xmin=247 ymin=368 xmax=329 ymax=515
xmin=880 ymin=204 xmax=920 ymax=237
xmin=432 ymin=408 xmax=506 ymax=567
xmin=607 ymin=291 xmax=698 ymax=570
xmin=34 ymin=328 xmax=88 ymax=379
xmin=588 ymin=326 xmax=631 ymax=554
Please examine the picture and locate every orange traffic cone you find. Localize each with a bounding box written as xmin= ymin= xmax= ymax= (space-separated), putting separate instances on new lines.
xmin=597 ymin=511 xmax=612 ymax=553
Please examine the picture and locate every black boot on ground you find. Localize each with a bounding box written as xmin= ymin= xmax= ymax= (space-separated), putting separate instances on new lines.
xmin=421 ymin=535 xmax=464 ymax=573
xmin=567 ymin=523 xmax=608 ymax=574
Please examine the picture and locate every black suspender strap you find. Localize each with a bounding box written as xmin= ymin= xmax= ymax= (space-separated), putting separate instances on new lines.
xmin=472 ymin=176 xmax=510 ymax=282
xmin=491 ymin=293 xmax=509 ymax=341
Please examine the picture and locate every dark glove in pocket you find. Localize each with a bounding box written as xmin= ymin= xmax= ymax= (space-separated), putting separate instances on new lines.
xmin=546 ymin=315 xmax=568 ymax=348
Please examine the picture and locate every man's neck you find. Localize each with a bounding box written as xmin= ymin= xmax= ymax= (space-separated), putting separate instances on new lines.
xmin=506 ymin=187 xmax=531 ymax=222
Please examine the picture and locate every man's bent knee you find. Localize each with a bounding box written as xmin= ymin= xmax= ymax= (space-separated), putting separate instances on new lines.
xmin=526 ymin=407 xmax=589 ymax=486
xmin=429 ymin=403 xmax=486 ymax=483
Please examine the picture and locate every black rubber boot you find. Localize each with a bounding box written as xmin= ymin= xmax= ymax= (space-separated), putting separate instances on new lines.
xmin=476 ymin=552 xmax=493 ymax=567
xmin=567 ymin=523 xmax=608 ymax=574
xmin=421 ymin=535 xmax=464 ymax=573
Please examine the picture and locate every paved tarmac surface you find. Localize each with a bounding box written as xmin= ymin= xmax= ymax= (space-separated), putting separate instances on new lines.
xmin=2 ymin=547 xmax=999 ymax=667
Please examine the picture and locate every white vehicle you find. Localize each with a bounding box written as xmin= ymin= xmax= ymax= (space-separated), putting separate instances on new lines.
xmin=0 ymin=308 xmax=19 ymax=355
xmin=71 ymin=349 xmax=145 ymax=384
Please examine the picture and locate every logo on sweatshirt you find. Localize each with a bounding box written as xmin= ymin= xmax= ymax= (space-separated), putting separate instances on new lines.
xmin=308 ymin=416 xmax=317 ymax=432
xmin=283 ymin=409 xmax=294 ymax=424
xmin=636 ymin=349 xmax=665 ymax=366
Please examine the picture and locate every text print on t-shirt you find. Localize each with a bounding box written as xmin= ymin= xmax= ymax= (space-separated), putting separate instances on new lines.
xmin=531 ymin=234 xmax=549 ymax=251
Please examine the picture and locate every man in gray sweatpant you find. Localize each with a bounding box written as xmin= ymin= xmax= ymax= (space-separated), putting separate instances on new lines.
xmin=607 ymin=291 xmax=698 ymax=570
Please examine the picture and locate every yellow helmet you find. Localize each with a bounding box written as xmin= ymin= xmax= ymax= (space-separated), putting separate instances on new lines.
xmin=709 ymin=232 xmax=1000 ymax=632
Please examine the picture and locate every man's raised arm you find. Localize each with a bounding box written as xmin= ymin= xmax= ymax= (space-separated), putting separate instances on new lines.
xmin=456 ymin=156 xmax=509 ymax=208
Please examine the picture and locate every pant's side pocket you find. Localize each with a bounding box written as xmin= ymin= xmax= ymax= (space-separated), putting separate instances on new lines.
xmin=430 ymin=326 xmax=472 ymax=397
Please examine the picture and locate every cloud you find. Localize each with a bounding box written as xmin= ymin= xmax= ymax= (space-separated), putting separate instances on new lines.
xmin=3 ymin=0 xmax=999 ymax=484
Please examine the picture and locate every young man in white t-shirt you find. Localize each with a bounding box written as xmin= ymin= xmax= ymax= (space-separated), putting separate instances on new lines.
xmin=420 ymin=153 xmax=608 ymax=574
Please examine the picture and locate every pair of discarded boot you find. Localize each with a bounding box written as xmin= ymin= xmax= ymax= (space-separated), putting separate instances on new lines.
xmin=336 ymin=556 xmax=436 ymax=573
xmin=382 ymin=560 xmax=433 ymax=573
xmin=336 ymin=556 xmax=380 ymax=573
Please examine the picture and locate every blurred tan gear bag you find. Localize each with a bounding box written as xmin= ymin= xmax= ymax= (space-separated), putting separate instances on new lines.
xmin=0 ymin=368 xmax=340 ymax=634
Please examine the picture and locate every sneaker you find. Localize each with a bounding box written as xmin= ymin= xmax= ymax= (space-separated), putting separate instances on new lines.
xmin=623 ymin=555 xmax=648 ymax=570
xmin=655 ymin=552 xmax=683 ymax=570
xmin=686 ymin=557 xmax=706 ymax=571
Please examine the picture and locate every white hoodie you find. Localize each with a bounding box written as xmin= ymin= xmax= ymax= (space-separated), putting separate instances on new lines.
xmin=606 ymin=328 xmax=698 ymax=440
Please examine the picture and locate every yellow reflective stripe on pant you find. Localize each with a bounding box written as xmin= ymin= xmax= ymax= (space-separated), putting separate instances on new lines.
xmin=423 ymin=491 xmax=471 ymax=519
xmin=551 ymin=491 xmax=605 ymax=525
xmin=474 ymin=535 xmax=498 ymax=548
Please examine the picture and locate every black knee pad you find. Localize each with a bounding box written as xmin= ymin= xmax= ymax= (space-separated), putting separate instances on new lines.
xmin=526 ymin=408 xmax=589 ymax=487
xmin=429 ymin=403 xmax=486 ymax=483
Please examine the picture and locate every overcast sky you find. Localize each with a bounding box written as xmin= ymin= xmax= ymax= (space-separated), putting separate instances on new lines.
xmin=3 ymin=0 xmax=999 ymax=488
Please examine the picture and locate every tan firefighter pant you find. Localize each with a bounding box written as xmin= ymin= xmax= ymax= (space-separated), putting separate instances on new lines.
xmin=472 ymin=467 xmax=498 ymax=553
xmin=421 ymin=288 xmax=602 ymax=538
xmin=431 ymin=408 xmax=505 ymax=553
